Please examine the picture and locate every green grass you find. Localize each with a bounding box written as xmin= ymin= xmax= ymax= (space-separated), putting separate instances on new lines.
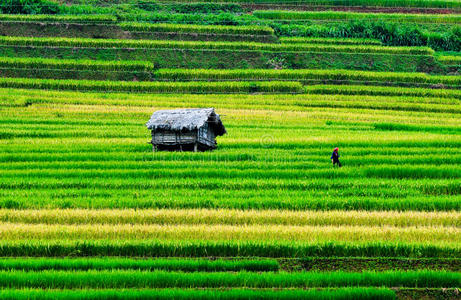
xmin=2 ymin=87 xmax=459 ymax=112
xmin=1 ymin=63 xmax=459 ymax=87
xmin=280 ymin=37 xmax=382 ymax=46
xmin=154 ymin=69 xmax=461 ymax=86
xmin=0 ymin=223 xmax=457 ymax=244
xmin=150 ymin=0 xmax=461 ymax=9
xmin=0 ymin=57 xmax=153 ymax=71
xmin=0 ymin=240 xmax=457 ymax=258
xmin=0 ymin=86 xmax=459 ymax=211
xmin=0 ymin=258 xmax=279 ymax=272
xmin=438 ymin=55 xmax=461 ymax=65
xmin=0 ymin=14 xmax=116 ymax=23
xmin=0 ymin=270 xmax=457 ymax=288
xmin=0 ymin=36 xmax=435 ymax=55
xmin=253 ymin=10 xmax=461 ymax=24
xmin=0 ymin=2 xmax=459 ymax=296
xmin=0 ymin=44 xmax=439 ymax=72
xmin=1 ymin=209 xmax=457 ymax=227
xmin=0 ymin=288 xmax=397 ymax=300
xmin=0 ymin=77 xmax=303 ymax=93
xmin=119 ymin=22 xmax=275 ymax=35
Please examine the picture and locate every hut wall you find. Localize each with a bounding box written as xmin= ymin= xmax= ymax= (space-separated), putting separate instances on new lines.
xmin=152 ymin=130 xmax=197 ymax=145
xmin=197 ymin=124 xmax=216 ymax=148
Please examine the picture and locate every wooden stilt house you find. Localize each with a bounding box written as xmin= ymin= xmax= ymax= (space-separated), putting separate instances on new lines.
xmin=146 ymin=108 xmax=226 ymax=152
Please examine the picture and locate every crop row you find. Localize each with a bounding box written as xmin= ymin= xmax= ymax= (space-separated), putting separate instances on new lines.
xmin=3 ymin=152 xmax=459 ymax=166
xmin=6 ymin=90 xmax=459 ymax=113
xmin=438 ymin=55 xmax=461 ymax=65
xmin=0 ymin=223 xmax=457 ymax=243
xmin=1 ymin=161 xmax=460 ymax=178
xmin=0 ymin=240 xmax=457 ymax=257
xmin=0 ymin=78 xmax=302 ymax=93
xmin=0 ymin=172 xmax=459 ymax=190
xmin=4 ymin=156 xmax=461 ymax=171
xmin=0 ymin=138 xmax=457 ymax=153
xmin=154 ymin=69 xmax=461 ymax=86
xmin=2 ymin=140 xmax=458 ymax=154
xmin=1 ymin=209 xmax=457 ymax=227
xmin=253 ymin=10 xmax=461 ymax=24
xmin=119 ymin=22 xmax=274 ymax=35
xmin=0 ymin=270 xmax=457 ymax=288
xmin=0 ymin=16 xmax=274 ymax=35
xmin=304 ymin=85 xmax=461 ymax=99
xmin=0 ymin=57 xmax=153 ymax=71
xmin=0 ymin=41 xmax=439 ymax=71
xmin=0 ymin=36 xmax=434 ymax=55
xmin=162 ymin=0 xmax=461 ymax=8
xmin=1 ymin=77 xmax=459 ymax=103
xmin=2 ymin=87 xmax=460 ymax=116
xmin=279 ymin=37 xmax=382 ymax=46
xmin=3 ymin=58 xmax=460 ymax=88
xmin=1 ymin=164 xmax=460 ymax=180
xmin=0 ymin=68 xmax=153 ymax=82
xmin=0 ymin=288 xmax=396 ymax=300
xmin=1 ymin=77 xmax=460 ymax=100
xmin=0 ymin=257 xmax=278 ymax=272
xmin=0 ymin=14 xmax=116 ymax=23
xmin=1 ymin=187 xmax=458 ymax=211
xmin=0 ymin=145 xmax=459 ymax=163
xmin=17 ymin=151 xmax=458 ymax=166
xmin=0 ymin=88 xmax=458 ymax=213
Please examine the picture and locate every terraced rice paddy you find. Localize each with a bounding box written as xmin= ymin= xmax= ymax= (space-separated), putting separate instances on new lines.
xmin=0 ymin=0 xmax=459 ymax=299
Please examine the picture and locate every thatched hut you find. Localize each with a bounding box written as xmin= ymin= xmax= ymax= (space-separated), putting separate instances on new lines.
xmin=146 ymin=108 xmax=226 ymax=152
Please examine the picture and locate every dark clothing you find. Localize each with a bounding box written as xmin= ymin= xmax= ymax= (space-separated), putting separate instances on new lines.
xmin=331 ymin=151 xmax=340 ymax=160
xmin=331 ymin=151 xmax=342 ymax=167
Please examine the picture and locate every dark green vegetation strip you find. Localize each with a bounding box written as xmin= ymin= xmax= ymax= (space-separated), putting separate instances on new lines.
xmin=0 ymin=241 xmax=458 ymax=258
xmin=144 ymin=0 xmax=461 ymax=8
xmin=0 ymin=258 xmax=279 ymax=272
xmin=0 ymin=288 xmax=397 ymax=300
xmin=280 ymin=37 xmax=382 ymax=46
xmin=119 ymin=22 xmax=274 ymax=35
xmin=155 ymin=69 xmax=461 ymax=86
xmin=279 ymin=258 xmax=461 ymax=272
xmin=6 ymin=257 xmax=455 ymax=273
xmin=10 ymin=0 xmax=461 ymax=9
xmin=0 ymin=36 xmax=434 ymax=55
xmin=274 ymin=21 xmax=461 ymax=52
xmin=0 ymin=21 xmax=278 ymax=43
xmin=253 ymin=11 xmax=461 ymax=24
xmin=395 ymin=288 xmax=460 ymax=300
xmin=0 ymin=270 xmax=457 ymax=288
xmin=1 ymin=58 xmax=458 ymax=87
xmin=0 ymin=14 xmax=116 ymax=23
xmin=0 ymin=68 xmax=152 ymax=81
xmin=0 ymin=45 xmax=439 ymax=72
xmin=1 ymin=2 xmax=460 ymax=52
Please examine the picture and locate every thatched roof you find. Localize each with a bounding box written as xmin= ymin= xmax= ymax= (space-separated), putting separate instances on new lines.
xmin=146 ymin=108 xmax=226 ymax=136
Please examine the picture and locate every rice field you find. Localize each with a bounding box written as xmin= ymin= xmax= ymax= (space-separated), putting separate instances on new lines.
xmin=0 ymin=0 xmax=459 ymax=299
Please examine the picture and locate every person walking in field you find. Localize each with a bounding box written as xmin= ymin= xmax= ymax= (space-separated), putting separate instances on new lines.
xmin=331 ymin=147 xmax=342 ymax=167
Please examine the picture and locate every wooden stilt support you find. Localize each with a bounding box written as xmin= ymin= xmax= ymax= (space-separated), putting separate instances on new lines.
xmin=194 ymin=143 xmax=198 ymax=152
